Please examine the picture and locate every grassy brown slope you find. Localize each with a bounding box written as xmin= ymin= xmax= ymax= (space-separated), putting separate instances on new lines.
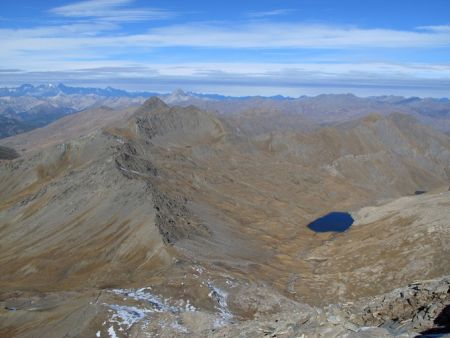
xmin=0 ymin=98 xmax=449 ymax=336
xmin=112 ymin=99 xmax=450 ymax=303
xmin=0 ymin=106 xmax=136 ymax=153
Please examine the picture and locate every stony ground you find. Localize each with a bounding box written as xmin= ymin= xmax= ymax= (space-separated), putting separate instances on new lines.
xmin=0 ymin=98 xmax=449 ymax=337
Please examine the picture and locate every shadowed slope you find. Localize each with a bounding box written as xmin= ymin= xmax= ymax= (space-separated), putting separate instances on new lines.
xmin=0 ymin=97 xmax=449 ymax=336
xmin=0 ymin=146 xmax=19 ymax=160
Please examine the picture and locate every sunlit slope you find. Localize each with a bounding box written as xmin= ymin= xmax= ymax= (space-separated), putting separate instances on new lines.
xmin=0 ymin=96 xmax=448 ymax=305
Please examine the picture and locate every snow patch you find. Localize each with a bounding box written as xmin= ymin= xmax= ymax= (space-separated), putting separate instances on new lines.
xmin=108 ymin=326 xmax=118 ymax=338
xmin=108 ymin=305 xmax=150 ymax=329
xmin=111 ymin=288 xmax=196 ymax=313
xmin=104 ymin=285 xmax=233 ymax=334
xmin=104 ymin=288 xmax=199 ymax=336
xmin=207 ymin=281 xmax=233 ymax=327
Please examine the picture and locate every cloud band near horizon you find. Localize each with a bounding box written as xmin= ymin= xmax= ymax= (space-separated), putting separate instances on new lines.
xmin=0 ymin=0 xmax=449 ymax=97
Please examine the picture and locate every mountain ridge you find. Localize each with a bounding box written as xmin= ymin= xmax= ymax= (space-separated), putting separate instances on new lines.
xmin=2 ymin=83 xmax=449 ymax=101
xmin=0 ymin=94 xmax=449 ymax=337
xmin=1 ymin=85 xmax=449 ymax=141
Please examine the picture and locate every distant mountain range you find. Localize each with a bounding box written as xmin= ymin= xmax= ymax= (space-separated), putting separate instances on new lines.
xmin=1 ymin=83 xmax=448 ymax=103
xmin=0 ymin=84 xmax=300 ymax=100
xmin=0 ymin=83 xmax=449 ymax=140
xmin=0 ymin=83 xmax=157 ymax=98
xmin=0 ymin=84 xmax=154 ymax=139
xmin=0 ymin=84 xmax=232 ymax=100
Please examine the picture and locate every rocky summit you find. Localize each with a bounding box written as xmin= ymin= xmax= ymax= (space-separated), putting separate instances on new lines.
xmin=0 ymin=97 xmax=449 ymax=337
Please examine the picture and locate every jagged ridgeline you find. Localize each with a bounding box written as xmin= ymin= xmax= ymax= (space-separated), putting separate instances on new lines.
xmin=0 ymin=96 xmax=449 ymax=337
xmin=2 ymin=87 xmax=450 ymax=140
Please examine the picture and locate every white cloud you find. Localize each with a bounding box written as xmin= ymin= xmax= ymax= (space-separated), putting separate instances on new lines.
xmin=2 ymin=61 xmax=450 ymax=80
xmin=140 ymin=22 xmax=450 ymax=48
xmin=247 ymin=9 xmax=295 ymax=18
xmin=2 ymin=62 xmax=450 ymax=97
xmin=0 ymin=22 xmax=118 ymax=39
xmin=417 ymin=25 xmax=450 ymax=33
xmin=1 ymin=5 xmax=450 ymax=97
xmin=49 ymin=0 xmax=174 ymax=22
xmin=1 ymin=21 xmax=449 ymax=64
xmin=1 ymin=20 xmax=449 ymax=55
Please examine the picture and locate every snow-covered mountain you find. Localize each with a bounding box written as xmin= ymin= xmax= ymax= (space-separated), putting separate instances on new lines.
xmin=0 ymin=83 xmax=157 ymax=98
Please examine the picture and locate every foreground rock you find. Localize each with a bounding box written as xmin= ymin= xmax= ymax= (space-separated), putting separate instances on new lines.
xmin=1 ymin=275 xmax=448 ymax=337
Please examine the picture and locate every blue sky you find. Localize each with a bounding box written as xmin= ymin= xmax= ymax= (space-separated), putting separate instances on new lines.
xmin=1 ymin=0 xmax=450 ymax=96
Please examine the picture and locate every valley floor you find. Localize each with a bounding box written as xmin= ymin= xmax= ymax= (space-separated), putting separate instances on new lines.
xmin=0 ymin=98 xmax=449 ymax=337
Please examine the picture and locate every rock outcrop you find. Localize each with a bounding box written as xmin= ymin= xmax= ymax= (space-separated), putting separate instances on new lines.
xmin=0 ymin=145 xmax=19 ymax=160
xmin=0 ymin=97 xmax=449 ymax=337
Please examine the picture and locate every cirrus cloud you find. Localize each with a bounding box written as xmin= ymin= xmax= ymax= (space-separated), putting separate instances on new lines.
xmin=49 ymin=0 xmax=175 ymax=22
xmin=1 ymin=0 xmax=449 ymax=97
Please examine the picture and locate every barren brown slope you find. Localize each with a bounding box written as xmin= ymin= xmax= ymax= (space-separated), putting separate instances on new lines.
xmin=257 ymin=113 xmax=450 ymax=199
xmin=167 ymin=93 xmax=450 ymax=133
xmin=0 ymin=97 xmax=449 ymax=337
xmin=0 ymin=106 xmax=137 ymax=153
xmin=110 ymin=98 xmax=450 ymax=302
xmin=0 ymin=132 xmax=172 ymax=293
xmin=2 ymin=97 xmax=447 ymax=294
xmin=0 ymin=98 xmax=225 ymax=294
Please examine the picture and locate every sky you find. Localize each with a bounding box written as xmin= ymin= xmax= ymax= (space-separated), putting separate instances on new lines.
xmin=1 ymin=0 xmax=450 ymax=97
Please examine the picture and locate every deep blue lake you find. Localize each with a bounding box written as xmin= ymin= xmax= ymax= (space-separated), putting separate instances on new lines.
xmin=307 ymin=212 xmax=354 ymax=233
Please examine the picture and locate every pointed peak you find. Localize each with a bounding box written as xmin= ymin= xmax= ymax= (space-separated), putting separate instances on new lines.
xmin=132 ymin=97 xmax=169 ymax=118
xmin=172 ymin=88 xmax=186 ymax=96
xmin=142 ymin=96 xmax=168 ymax=110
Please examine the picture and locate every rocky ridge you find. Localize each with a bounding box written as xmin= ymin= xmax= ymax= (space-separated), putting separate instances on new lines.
xmin=0 ymin=97 xmax=449 ymax=337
